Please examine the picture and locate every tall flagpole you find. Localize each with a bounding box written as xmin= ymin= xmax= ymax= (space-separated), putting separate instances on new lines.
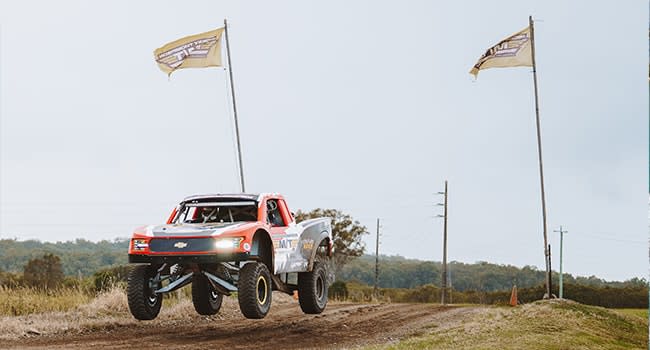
xmin=224 ymin=19 xmax=246 ymax=193
xmin=529 ymin=15 xmax=551 ymax=299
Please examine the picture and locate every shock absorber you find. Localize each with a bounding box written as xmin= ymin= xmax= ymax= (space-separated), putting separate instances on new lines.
xmin=170 ymin=264 xmax=181 ymax=280
xmin=216 ymin=263 xmax=232 ymax=281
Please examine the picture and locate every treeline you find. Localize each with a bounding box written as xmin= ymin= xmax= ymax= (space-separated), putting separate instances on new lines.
xmin=0 ymin=238 xmax=128 ymax=277
xmin=340 ymin=254 xmax=647 ymax=291
xmin=0 ymin=239 xmax=645 ymax=294
xmin=332 ymin=281 xmax=648 ymax=308
xmin=0 ymin=252 xmax=130 ymax=295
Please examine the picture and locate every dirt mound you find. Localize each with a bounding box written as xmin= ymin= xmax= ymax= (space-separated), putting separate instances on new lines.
xmin=3 ymin=291 xmax=645 ymax=350
xmin=1 ymin=289 xmax=476 ymax=349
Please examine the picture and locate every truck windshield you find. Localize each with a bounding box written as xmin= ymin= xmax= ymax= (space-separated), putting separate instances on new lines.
xmin=175 ymin=201 xmax=258 ymax=224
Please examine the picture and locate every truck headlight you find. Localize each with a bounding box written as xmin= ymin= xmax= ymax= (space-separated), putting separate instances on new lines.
xmin=132 ymin=239 xmax=149 ymax=251
xmin=215 ymin=237 xmax=243 ymax=249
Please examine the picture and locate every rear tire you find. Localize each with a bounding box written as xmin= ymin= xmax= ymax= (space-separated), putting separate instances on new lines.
xmin=192 ymin=273 xmax=223 ymax=315
xmin=298 ymin=262 xmax=328 ymax=314
xmin=127 ymin=265 xmax=162 ymax=320
xmin=237 ymin=262 xmax=272 ymax=319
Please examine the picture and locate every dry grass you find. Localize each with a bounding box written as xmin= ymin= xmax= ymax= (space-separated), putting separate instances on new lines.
xmin=368 ymin=299 xmax=648 ymax=350
xmin=0 ymin=287 xmax=296 ymax=340
xmin=614 ymin=308 xmax=648 ymax=320
xmin=0 ymin=286 xmax=92 ymax=316
xmin=0 ymin=287 xmax=127 ymax=339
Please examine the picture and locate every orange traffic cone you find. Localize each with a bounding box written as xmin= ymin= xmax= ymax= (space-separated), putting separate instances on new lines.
xmin=509 ymin=285 xmax=518 ymax=306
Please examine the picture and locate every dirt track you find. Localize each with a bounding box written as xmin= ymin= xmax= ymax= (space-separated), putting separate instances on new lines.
xmin=7 ymin=301 xmax=478 ymax=350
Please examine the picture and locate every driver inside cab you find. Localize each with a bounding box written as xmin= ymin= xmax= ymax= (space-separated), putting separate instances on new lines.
xmin=266 ymin=200 xmax=284 ymax=227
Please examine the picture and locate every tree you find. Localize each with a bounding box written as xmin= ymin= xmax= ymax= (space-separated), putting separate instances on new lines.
xmin=93 ymin=265 xmax=130 ymax=292
xmin=23 ymin=253 xmax=64 ymax=289
xmin=295 ymin=208 xmax=368 ymax=276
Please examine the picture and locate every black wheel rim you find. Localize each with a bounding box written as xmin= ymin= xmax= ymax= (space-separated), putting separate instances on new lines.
xmin=147 ymin=295 xmax=158 ymax=307
xmin=210 ymin=290 xmax=220 ymax=308
xmin=147 ymin=276 xmax=159 ymax=307
xmin=257 ymin=276 xmax=268 ymax=305
xmin=316 ymin=274 xmax=325 ymax=300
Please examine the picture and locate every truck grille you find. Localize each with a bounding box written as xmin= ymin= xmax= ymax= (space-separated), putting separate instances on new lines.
xmin=149 ymin=238 xmax=215 ymax=253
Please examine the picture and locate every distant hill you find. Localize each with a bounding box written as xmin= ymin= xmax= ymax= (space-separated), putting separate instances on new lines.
xmin=339 ymin=254 xmax=647 ymax=291
xmin=0 ymin=240 xmax=645 ymax=292
xmin=0 ymin=239 xmax=128 ymax=277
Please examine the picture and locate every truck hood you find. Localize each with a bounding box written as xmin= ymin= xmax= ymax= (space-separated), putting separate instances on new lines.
xmin=147 ymin=222 xmax=248 ymax=237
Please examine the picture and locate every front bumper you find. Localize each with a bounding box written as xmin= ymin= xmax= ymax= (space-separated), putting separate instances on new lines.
xmin=128 ymin=252 xmax=252 ymax=264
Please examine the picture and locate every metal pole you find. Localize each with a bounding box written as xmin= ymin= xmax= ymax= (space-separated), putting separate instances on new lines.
xmin=0 ymin=24 xmax=2 ymax=239
xmin=548 ymin=244 xmax=552 ymax=297
xmin=448 ymin=264 xmax=453 ymax=304
xmin=529 ymin=15 xmax=550 ymax=299
xmin=559 ymin=229 xmax=563 ymax=298
xmin=374 ymin=218 xmax=380 ymax=299
xmin=223 ymin=19 xmax=246 ymax=193
xmin=441 ymin=180 xmax=448 ymax=305
xmin=554 ymin=226 xmax=568 ymax=298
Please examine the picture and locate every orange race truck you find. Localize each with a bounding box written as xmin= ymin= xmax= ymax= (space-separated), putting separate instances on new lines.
xmin=127 ymin=193 xmax=332 ymax=320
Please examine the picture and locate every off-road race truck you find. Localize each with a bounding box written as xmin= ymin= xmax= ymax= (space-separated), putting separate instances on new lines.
xmin=127 ymin=193 xmax=332 ymax=320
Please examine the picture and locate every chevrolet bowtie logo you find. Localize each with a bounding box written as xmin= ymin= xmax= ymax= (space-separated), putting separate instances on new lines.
xmin=174 ymin=241 xmax=188 ymax=249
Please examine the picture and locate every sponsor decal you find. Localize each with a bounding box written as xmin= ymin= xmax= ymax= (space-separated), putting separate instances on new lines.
xmin=174 ymin=241 xmax=188 ymax=249
xmin=274 ymin=238 xmax=298 ymax=250
xmin=302 ymin=239 xmax=314 ymax=250
xmin=278 ymin=239 xmax=292 ymax=249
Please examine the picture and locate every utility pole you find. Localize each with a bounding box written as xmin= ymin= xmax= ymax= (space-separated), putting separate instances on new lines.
xmin=448 ymin=264 xmax=453 ymax=304
xmin=374 ymin=218 xmax=380 ymax=299
xmin=223 ymin=19 xmax=246 ymax=193
xmin=436 ymin=181 xmax=449 ymax=305
xmin=554 ymin=226 xmax=568 ymax=299
xmin=547 ymin=244 xmax=553 ymax=297
xmin=529 ymin=16 xmax=551 ymax=300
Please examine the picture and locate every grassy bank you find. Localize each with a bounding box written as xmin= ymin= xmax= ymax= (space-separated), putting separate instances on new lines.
xmin=615 ymin=308 xmax=648 ymax=320
xmin=0 ymin=286 xmax=92 ymax=316
xmin=369 ymin=300 xmax=647 ymax=350
xmin=0 ymin=285 xmax=194 ymax=317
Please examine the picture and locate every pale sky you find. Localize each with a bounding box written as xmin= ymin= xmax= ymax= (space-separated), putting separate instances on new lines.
xmin=0 ymin=0 xmax=647 ymax=281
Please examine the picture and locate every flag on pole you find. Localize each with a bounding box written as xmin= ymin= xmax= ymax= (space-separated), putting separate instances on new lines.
xmin=470 ymin=26 xmax=533 ymax=77
xmin=154 ymin=28 xmax=225 ymax=76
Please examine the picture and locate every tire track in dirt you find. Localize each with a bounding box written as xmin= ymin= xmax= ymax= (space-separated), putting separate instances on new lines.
xmin=7 ymin=303 xmax=480 ymax=350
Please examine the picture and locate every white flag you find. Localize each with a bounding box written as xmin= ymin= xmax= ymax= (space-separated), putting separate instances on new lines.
xmin=470 ymin=26 xmax=533 ymax=77
xmin=154 ymin=28 xmax=224 ymax=76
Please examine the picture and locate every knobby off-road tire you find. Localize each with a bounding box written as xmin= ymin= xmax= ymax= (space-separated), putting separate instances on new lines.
xmin=238 ymin=262 xmax=272 ymax=319
xmin=192 ymin=273 xmax=223 ymax=315
xmin=298 ymin=262 xmax=328 ymax=314
xmin=127 ymin=265 xmax=162 ymax=320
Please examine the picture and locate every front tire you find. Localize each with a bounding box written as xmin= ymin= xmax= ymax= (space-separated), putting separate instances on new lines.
xmin=192 ymin=273 xmax=223 ymax=315
xmin=298 ymin=262 xmax=328 ymax=314
xmin=238 ymin=262 xmax=272 ymax=319
xmin=127 ymin=265 xmax=162 ymax=320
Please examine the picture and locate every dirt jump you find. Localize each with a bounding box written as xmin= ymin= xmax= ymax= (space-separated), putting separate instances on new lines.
xmin=4 ymin=294 xmax=478 ymax=350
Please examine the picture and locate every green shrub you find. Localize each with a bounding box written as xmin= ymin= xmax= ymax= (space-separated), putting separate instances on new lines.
xmin=93 ymin=265 xmax=130 ymax=292
xmin=329 ymin=280 xmax=349 ymax=300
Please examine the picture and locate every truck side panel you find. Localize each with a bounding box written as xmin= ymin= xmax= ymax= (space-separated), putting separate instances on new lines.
xmin=272 ymin=217 xmax=331 ymax=274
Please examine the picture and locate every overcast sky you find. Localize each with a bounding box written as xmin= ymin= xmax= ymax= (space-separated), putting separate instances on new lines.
xmin=0 ymin=0 xmax=647 ymax=281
